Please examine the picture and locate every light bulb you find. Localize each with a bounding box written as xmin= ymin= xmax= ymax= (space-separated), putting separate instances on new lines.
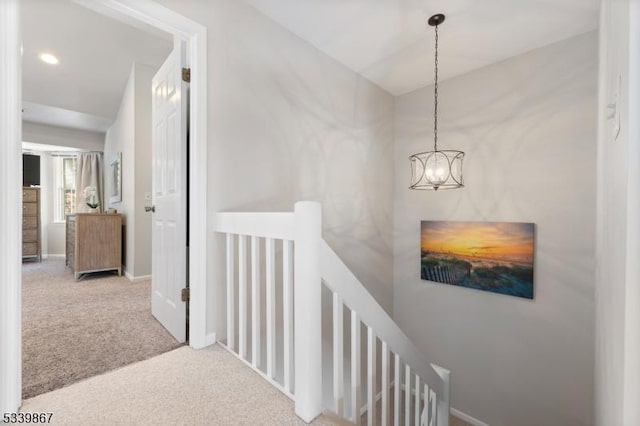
xmin=424 ymin=152 xmax=449 ymax=186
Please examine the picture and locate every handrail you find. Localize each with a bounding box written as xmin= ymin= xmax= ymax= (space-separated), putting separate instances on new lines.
xmin=214 ymin=202 xmax=450 ymax=425
xmin=320 ymin=239 xmax=445 ymax=398
xmin=214 ymin=211 xmax=294 ymax=240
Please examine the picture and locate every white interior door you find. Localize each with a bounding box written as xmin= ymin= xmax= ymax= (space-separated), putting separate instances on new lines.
xmin=151 ymin=41 xmax=188 ymax=343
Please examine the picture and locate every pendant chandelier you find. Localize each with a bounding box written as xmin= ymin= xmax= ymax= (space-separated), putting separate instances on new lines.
xmin=409 ymin=14 xmax=464 ymax=191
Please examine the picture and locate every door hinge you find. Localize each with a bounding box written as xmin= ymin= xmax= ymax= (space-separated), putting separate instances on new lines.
xmin=182 ymin=67 xmax=191 ymax=83
xmin=181 ymin=287 xmax=190 ymax=302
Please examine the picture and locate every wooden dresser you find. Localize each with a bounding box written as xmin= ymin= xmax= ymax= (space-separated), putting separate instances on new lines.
xmin=66 ymin=213 xmax=122 ymax=280
xmin=22 ymin=187 xmax=41 ymax=262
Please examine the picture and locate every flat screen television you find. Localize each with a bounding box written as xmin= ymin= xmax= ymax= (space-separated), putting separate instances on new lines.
xmin=23 ymin=154 xmax=40 ymax=187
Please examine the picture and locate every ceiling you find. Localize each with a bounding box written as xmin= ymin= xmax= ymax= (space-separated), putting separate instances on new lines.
xmin=245 ymin=0 xmax=600 ymax=95
xmin=21 ymin=0 xmax=600 ymax=132
xmin=21 ymin=0 xmax=173 ymax=131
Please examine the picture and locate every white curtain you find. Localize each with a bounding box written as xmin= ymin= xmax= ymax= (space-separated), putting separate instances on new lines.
xmin=75 ymin=152 xmax=104 ymax=213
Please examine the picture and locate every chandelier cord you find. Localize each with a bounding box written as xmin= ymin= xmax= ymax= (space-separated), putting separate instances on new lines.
xmin=408 ymin=13 xmax=464 ymax=191
xmin=433 ymin=24 xmax=439 ymax=152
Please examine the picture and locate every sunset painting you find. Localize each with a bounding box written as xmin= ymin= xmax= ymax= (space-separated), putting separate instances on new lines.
xmin=421 ymin=221 xmax=535 ymax=299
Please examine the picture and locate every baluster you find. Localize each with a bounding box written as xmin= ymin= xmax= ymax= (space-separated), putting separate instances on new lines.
xmin=238 ymin=235 xmax=247 ymax=359
xmin=430 ymin=389 xmax=437 ymax=426
xmin=351 ymin=311 xmax=361 ymax=425
xmin=226 ymin=233 xmax=235 ymax=351
xmin=333 ymin=293 xmax=344 ymax=415
xmin=420 ymin=384 xmax=429 ymax=426
xmin=367 ymin=327 xmax=376 ymax=426
xmin=265 ymin=237 xmax=276 ymax=378
xmin=381 ymin=342 xmax=388 ymax=425
xmin=405 ymin=365 xmax=411 ymax=426
xmin=415 ymin=375 xmax=420 ymax=426
xmin=251 ymin=236 xmax=261 ymax=368
xmin=283 ymin=239 xmax=294 ymax=392
xmin=394 ymin=354 xmax=401 ymax=426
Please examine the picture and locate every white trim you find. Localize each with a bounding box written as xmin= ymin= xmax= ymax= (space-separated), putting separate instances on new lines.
xmin=214 ymin=212 xmax=295 ymax=240
xmin=84 ymin=1 xmax=208 ymax=349
xmin=0 ymin=0 xmax=22 ymax=414
xmin=204 ymin=332 xmax=217 ymax=347
xmin=124 ymin=272 xmax=152 ymax=283
xmin=451 ymin=408 xmax=491 ymax=426
xmin=624 ymin=1 xmax=640 ymax=422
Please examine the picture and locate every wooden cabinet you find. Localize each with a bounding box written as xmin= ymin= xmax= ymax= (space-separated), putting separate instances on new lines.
xmin=66 ymin=214 xmax=122 ymax=280
xmin=22 ymin=187 xmax=41 ymax=261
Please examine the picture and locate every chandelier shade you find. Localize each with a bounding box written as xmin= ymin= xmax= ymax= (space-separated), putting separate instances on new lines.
xmin=409 ymin=149 xmax=464 ymax=190
xmin=409 ymin=13 xmax=465 ymax=191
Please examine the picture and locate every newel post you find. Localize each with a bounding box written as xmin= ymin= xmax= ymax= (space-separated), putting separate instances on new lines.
xmin=293 ymin=201 xmax=323 ymax=423
xmin=432 ymin=364 xmax=451 ymax=426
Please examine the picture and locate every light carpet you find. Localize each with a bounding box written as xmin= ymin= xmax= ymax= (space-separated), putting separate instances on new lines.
xmin=21 ymin=345 xmax=343 ymax=426
xmin=21 ymin=343 xmax=471 ymax=426
xmin=22 ymin=259 xmax=182 ymax=399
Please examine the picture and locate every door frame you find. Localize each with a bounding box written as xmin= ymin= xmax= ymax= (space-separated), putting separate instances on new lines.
xmin=0 ymin=0 xmax=209 ymax=413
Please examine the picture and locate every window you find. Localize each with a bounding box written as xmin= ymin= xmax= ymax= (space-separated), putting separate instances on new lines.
xmin=53 ymin=156 xmax=77 ymax=222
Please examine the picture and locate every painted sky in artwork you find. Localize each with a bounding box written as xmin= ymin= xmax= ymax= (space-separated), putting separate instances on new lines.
xmin=421 ymin=221 xmax=534 ymax=264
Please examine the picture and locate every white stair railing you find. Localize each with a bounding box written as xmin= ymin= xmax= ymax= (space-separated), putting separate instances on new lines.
xmin=214 ymin=201 xmax=450 ymax=426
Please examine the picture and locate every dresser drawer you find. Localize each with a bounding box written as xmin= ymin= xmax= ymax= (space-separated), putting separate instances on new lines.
xmin=22 ymin=202 xmax=38 ymax=216
xmin=22 ymin=229 xmax=37 ymax=243
xmin=22 ymin=189 xmax=37 ymax=203
xmin=22 ymin=242 xmax=37 ymax=256
xmin=22 ymin=216 xmax=37 ymax=229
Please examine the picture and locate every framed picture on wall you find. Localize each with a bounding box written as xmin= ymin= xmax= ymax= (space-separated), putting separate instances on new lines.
xmin=420 ymin=221 xmax=535 ymax=299
xmin=109 ymin=152 xmax=122 ymax=204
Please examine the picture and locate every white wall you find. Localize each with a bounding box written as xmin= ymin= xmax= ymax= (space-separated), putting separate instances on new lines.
xmin=23 ymin=121 xmax=104 ymax=151
xmin=154 ymin=0 xmax=395 ymax=338
xmin=393 ymin=32 xmax=598 ymax=426
xmin=133 ymin=64 xmax=154 ymax=278
xmin=103 ymin=63 xmax=155 ymax=279
xmin=596 ymin=0 xmax=640 ymax=424
xmin=104 ymin=65 xmax=135 ymax=275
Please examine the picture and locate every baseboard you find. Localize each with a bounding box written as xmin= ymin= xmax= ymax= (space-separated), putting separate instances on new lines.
xmin=359 ymin=384 xmax=490 ymax=426
xmin=42 ymin=254 xmax=65 ymax=259
xmin=124 ymin=272 xmax=152 ymax=282
xmin=451 ymin=407 xmax=490 ymax=426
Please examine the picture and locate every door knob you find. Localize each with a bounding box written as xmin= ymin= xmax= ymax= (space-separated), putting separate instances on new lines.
xmin=145 ymin=206 xmax=155 ymax=213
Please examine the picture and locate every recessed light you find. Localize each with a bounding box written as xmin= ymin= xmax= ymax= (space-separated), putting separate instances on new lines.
xmin=39 ymin=53 xmax=59 ymax=65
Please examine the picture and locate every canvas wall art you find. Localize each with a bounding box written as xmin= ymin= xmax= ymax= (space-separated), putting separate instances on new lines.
xmin=421 ymin=221 xmax=535 ymax=299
